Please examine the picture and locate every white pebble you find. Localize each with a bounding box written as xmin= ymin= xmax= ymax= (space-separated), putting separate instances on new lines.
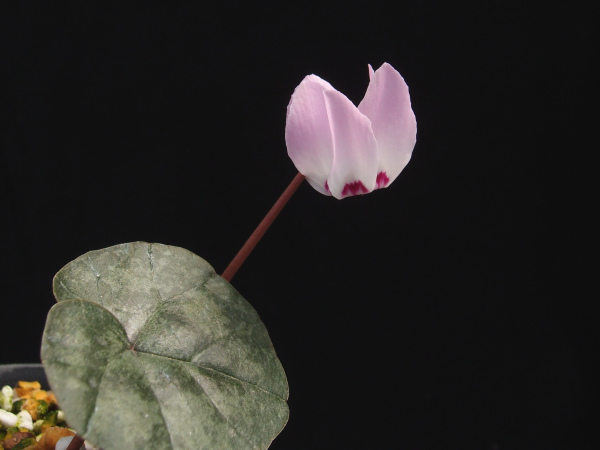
xmin=0 ymin=386 xmax=13 ymax=411
xmin=15 ymin=410 xmax=34 ymax=430
xmin=0 ymin=409 xmax=17 ymax=428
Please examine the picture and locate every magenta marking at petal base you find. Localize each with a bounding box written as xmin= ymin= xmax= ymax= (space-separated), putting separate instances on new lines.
xmin=341 ymin=180 xmax=369 ymax=197
xmin=375 ymin=171 xmax=390 ymax=189
xmin=324 ymin=181 xmax=331 ymax=193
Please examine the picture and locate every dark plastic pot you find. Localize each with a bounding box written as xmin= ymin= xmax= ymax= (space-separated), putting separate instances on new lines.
xmin=0 ymin=363 xmax=49 ymax=389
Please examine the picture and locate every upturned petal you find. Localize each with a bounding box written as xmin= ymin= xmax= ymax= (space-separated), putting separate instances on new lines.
xmin=323 ymin=90 xmax=379 ymax=199
xmin=358 ymin=63 xmax=417 ymax=188
xmin=285 ymin=75 xmax=336 ymax=195
xmin=368 ymin=64 xmax=375 ymax=81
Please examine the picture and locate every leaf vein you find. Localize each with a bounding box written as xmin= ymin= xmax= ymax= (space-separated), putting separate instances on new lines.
xmin=132 ymin=271 xmax=217 ymax=348
xmin=83 ymin=348 xmax=128 ymax=437
xmin=185 ymin=364 xmax=256 ymax=449
xmin=135 ymin=350 xmax=286 ymax=402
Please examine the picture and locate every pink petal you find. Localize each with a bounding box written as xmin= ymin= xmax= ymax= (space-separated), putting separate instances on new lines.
xmin=323 ymin=90 xmax=379 ymax=199
xmin=285 ymin=75 xmax=336 ymax=195
xmin=358 ymin=63 xmax=417 ymax=188
xmin=306 ymin=177 xmax=330 ymax=195
xmin=368 ymin=64 xmax=375 ymax=81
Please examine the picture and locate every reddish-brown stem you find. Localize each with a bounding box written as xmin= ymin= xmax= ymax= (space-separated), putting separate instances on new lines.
xmin=66 ymin=434 xmax=86 ymax=450
xmin=221 ymin=172 xmax=305 ymax=282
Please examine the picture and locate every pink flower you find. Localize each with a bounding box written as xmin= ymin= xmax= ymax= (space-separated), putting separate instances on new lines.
xmin=285 ymin=63 xmax=417 ymax=199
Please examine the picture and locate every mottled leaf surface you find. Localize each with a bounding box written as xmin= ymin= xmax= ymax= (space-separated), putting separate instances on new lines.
xmin=42 ymin=242 xmax=289 ymax=450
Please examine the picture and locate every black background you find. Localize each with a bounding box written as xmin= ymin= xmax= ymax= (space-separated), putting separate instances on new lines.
xmin=1 ymin=2 xmax=596 ymax=449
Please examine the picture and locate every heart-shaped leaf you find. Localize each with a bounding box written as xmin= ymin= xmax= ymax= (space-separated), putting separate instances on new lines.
xmin=41 ymin=242 xmax=289 ymax=450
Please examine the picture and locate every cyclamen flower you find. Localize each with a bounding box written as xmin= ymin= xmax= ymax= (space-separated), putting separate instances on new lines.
xmin=285 ymin=62 xmax=417 ymax=199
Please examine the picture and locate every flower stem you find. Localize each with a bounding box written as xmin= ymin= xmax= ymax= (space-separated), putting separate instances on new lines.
xmin=221 ymin=172 xmax=305 ymax=282
xmin=66 ymin=434 xmax=86 ymax=450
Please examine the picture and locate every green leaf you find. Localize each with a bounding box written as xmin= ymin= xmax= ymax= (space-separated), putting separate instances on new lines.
xmin=42 ymin=242 xmax=289 ymax=450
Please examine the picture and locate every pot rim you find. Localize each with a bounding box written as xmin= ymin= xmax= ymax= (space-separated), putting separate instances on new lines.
xmin=0 ymin=363 xmax=49 ymax=390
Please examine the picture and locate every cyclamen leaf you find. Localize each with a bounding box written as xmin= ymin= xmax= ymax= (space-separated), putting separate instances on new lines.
xmin=42 ymin=242 xmax=289 ymax=450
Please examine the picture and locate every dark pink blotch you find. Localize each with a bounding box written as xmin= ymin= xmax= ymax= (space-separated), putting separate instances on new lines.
xmin=341 ymin=180 xmax=369 ymax=197
xmin=375 ymin=171 xmax=390 ymax=189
